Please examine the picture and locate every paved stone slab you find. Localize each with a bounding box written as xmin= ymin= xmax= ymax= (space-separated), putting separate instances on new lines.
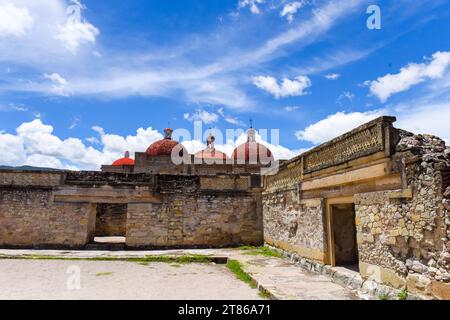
xmin=0 ymin=259 xmax=261 ymax=300
xmin=0 ymin=248 xmax=362 ymax=300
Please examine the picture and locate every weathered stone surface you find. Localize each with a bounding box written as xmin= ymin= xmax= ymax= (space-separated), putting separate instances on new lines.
xmin=263 ymin=123 xmax=450 ymax=299
xmin=262 ymin=192 xmax=327 ymax=262
xmin=0 ymin=171 xmax=263 ymax=249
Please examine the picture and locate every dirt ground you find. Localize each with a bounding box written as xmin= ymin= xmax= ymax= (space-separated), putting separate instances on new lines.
xmin=0 ymin=259 xmax=262 ymax=300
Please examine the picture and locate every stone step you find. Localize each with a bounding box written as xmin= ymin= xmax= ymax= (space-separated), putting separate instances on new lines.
xmin=85 ymin=243 xmax=126 ymax=251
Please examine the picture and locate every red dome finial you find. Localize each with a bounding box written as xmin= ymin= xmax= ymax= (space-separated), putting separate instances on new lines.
xmin=164 ymin=128 xmax=173 ymax=140
xmin=206 ymin=128 xmax=215 ymax=150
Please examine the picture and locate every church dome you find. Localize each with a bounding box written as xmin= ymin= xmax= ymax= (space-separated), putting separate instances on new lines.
xmin=146 ymin=128 xmax=186 ymax=156
xmin=232 ymin=128 xmax=273 ymax=163
xmin=195 ymin=130 xmax=228 ymax=161
xmin=112 ymin=151 xmax=135 ymax=166
xmin=195 ymin=149 xmax=228 ymax=160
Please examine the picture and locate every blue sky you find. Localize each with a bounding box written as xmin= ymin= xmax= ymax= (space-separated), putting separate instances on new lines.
xmin=1 ymin=0 xmax=450 ymax=170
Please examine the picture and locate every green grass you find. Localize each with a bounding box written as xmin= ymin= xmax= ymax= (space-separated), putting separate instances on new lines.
xmin=0 ymin=254 xmax=215 ymax=264
xmin=96 ymin=272 xmax=113 ymax=277
xmin=236 ymin=246 xmax=283 ymax=258
xmin=170 ymin=263 xmax=182 ymax=268
xmin=258 ymin=289 xmax=271 ymax=300
xmin=226 ymin=259 xmax=256 ymax=289
xmin=397 ymin=289 xmax=408 ymax=300
xmin=378 ymin=293 xmax=390 ymax=300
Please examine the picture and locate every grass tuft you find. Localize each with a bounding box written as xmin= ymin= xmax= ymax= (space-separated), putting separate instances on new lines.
xmin=96 ymin=272 xmax=113 ymax=277
xmin=226 ymin=259 xmax=256 ymax=288
xmin=236 ymin=246 xmax=283 ymax=258
xmin=0 ymin=254 xmax=215 ymax=264
xmin=397 ymin=289 xmax=408 ymax=300
xmin=258 ymin=289 xmax=271 ymax=300
xmin=378 ymin=293 xmax=390 ymax=300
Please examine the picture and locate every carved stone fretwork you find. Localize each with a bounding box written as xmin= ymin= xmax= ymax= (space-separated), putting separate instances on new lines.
xmin=303 ymin=122 xmax=384 ymax=173
xmin=264 ymin=158 xmax=303 ymax=193
xmin=264 ymin=116 xmax=397 ymax=193
xmin=64 ymin=171 xmax=155 ymax=186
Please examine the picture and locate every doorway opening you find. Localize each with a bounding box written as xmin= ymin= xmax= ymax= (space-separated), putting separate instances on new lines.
xmin=89 ymin=204 xmax=127 ymax=249
xmin=329 ymin=202 xmax=359 ymax=272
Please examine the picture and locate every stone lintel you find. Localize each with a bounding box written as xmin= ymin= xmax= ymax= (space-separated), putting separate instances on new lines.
xmin=301 ymin=162 xmax=394 ymax=191
xmin=387 ymin=188 xmax=413 ymax=199
xmin=53 ymin=186 xmax=162 ymax=204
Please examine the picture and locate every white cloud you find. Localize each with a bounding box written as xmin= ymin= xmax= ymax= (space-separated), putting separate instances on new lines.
xmin=55 ymin=0 xmax=99 ymax=53
xmin=184 ymin=110 xmax=219 ymax=124
xmin=253 ymin=75 xmax=311 ymax=98
xmin=69 ymin=117 xmax=80 ymax=129
xmin=182 ymin=130 xmax=301 ymax=160
xmin=97 ymin=127 xmax=163 ymax=157
xmin=24 ymin=154 xmax=65 ymax=169
xmin=223 ymin=115 xmax=246 ymax=127
xmin=0 ymin=132 xmax=26 ymax=166
xmin=0 ymin=103 xmax=28 ymax=112
xmin=238 ymin=0 xmax=264 ymax=14
xmin=0 ymin=2 xmax=33 ymax=37
xmin=324 ymin=73 xmax=340 ymax=80
xmin=280 ymin=1 xmax=304 ymax=23
xmin=367 ymin=51 xmax=450 ymax=102
xmin=284 ymin=106 xmax=300 ymax=112
xmin=217 ymin=107 xmax=246 ymax=126
xmin=0 ymin=119 xmax=303 ymax=170
xmin=92 ymin=126 xmax=105 ymax=136
xmin=0 ymin=119 xmax=163 ymax=170
xmin=0 ymin=0 xmax=364 ymax=110
xmin=44 ymin=72 xmax=71 ymax=96
xmin=85 ymin=136 xmax=100 ymax=145
xmin=395 ymin=102 xmax=450 ymax=143
xmin=295 ymin=110 xmax=384 ymax=145
xmin=336 ymin=91 xmax=355 ymax=106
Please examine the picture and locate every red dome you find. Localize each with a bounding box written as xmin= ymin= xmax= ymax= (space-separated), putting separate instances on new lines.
xmin=146 ymin=127 xmax=186 ymax=157
xmin=195 ymin=148 xmax=228 ymax=160
xmin=146 ymin=139 xmax=188 ymax=157
xmin=232 ymin=142 xmax=273 ymax=163
xmin=112 ymin=151 xmax=135 ymax=166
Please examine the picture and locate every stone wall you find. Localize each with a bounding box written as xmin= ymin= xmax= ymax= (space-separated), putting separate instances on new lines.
xmin=0 ymin=188 xmax=96 ymax=248
xmin=0 ymin=170 xmax=262 ymax=249
xmin=126 ymin=175 xmax=263 ymax=248
xmin=263 ymin=188 xmax=328 ymax=261
xmin=260 ymin=117 xmax=450 ymax=299
xmin=355 ymin=131 xmax=450 ymax=299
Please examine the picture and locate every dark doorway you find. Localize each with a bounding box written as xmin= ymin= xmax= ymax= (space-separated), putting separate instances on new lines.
xmin=88 ymin=204 xmax=127 ymax=249
xmin=332 ymin=203 xmax=359 ymax=269
xmin=95 ymin=204 xmax=127 ymax=237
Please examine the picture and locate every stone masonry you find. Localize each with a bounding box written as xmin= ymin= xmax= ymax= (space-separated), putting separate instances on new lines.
xmin=0 ymin=171 xmax=263 ymax=249
xmin=261 ymin=117 xmax=450 ymax=299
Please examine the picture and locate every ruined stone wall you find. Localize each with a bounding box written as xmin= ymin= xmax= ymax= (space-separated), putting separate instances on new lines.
xmin=262 ymin=188 xmax=328 ymax=262
xmin=126 ymin=176 xmax=263 ymax=248
xmin=0 ymin=171 xmax=63 ymax=186
xmin=0 ymin=187 xmax=96 ymax=248
xmin=356 ymin=132 xmax=450 ymax=299
xmin=0 ymin=170 xmax=262 ymax=249
xmin=0 ymin=171 xmax=95 ymax=248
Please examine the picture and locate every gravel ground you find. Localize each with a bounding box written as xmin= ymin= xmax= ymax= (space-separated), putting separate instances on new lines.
xmin=0 ymin=259 xmax=262 ymax=300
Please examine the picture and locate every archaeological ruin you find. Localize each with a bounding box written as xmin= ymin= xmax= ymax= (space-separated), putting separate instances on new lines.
xmin=0 ymin=116 xmax=449 ymax=299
